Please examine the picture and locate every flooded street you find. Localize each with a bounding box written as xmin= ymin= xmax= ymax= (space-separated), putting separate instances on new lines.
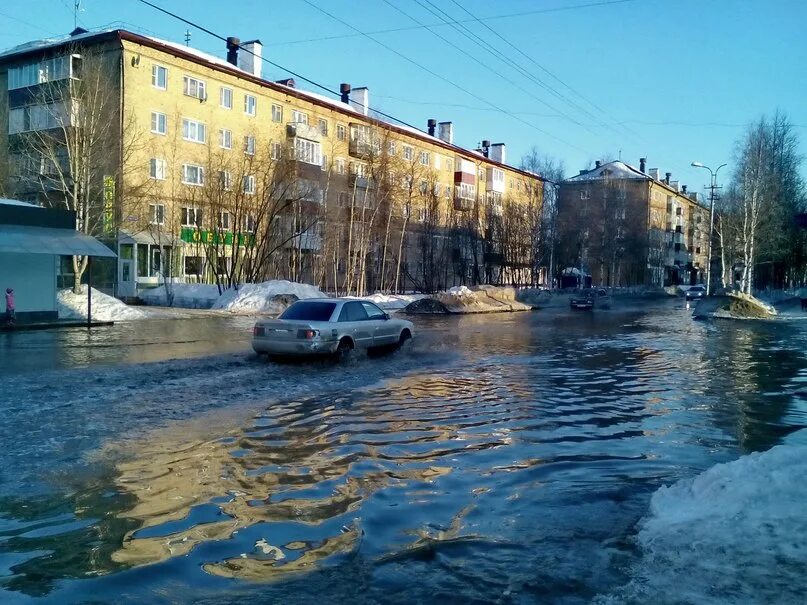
xmin=1 ymin=302 xmax=806 ymax=604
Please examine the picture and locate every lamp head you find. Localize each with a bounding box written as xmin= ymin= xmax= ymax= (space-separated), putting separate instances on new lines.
xmin=691 ymin=161 xmax=705 ymax=168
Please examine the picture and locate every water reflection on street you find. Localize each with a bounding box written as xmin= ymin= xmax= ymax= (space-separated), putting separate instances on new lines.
xmin=0 ymin=302 xmax=805 ymax=604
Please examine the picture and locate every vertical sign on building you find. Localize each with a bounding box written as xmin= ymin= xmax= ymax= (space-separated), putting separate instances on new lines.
xmin=103 ymin=175 xmax=115 ymax=234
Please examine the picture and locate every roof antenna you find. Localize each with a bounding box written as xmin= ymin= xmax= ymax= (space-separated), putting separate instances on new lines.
xmin=618 ymin=149 xmax=622 ymax=161
xmin=184 ymin=29 xmax=192 ymax=46
xmin=74 ymin=0 xmax=81 ymax=29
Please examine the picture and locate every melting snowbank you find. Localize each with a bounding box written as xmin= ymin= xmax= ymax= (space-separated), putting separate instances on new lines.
xmin=599 ymin=437 xmax=807 ymax=604
xmin=211 ymin=281 xmax=325 ymax=314
xmin=58 ymin=287 xmax=151 ymax=321
xmin=140 ymin=284 xmax=221 ymax=309
xmin=345 ymin=293 xmax=426 ymax=310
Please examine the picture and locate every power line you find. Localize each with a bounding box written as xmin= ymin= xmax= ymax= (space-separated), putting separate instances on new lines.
xmin=135 ymin=0 xmax=425 ymax=134
xmin=300 ymin=0 xmax=590 ymax=154
xmin=443 ymin=0 xmax=644 ymax=142
xmin=264 ymin=0 xmax=639 ymax=48
xmin=380 ymin=0 xmax=594 ymax=134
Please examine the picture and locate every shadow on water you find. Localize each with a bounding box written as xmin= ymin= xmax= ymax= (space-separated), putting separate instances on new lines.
xmin=0 ymin=304 xmax=805 ymax=603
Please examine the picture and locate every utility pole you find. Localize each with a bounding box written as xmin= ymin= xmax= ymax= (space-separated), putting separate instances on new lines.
xmin=691 ymin=162 xmax=726 ymax=295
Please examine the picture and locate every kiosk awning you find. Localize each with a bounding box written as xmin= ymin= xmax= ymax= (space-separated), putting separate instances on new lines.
xmin=0 ymin=224 xmax=116 ymax=257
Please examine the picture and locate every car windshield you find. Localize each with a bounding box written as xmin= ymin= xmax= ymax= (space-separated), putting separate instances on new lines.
xmin=691 ymin=286 xmax=705 ymax=291
xmin=279 ymin=301 xmax=336 ymax=321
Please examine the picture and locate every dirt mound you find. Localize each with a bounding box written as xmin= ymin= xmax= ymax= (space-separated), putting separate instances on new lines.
xmin=404 ymin=298 xmax=451 ymax=315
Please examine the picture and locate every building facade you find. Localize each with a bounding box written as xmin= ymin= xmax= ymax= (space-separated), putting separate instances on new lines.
xmin=557 ymin=159 xmax=710 ymax=287
xmin=0 ymin=28 xmax=544 ymax=297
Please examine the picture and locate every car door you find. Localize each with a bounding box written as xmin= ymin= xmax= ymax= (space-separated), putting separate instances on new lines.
xmin=338 ymin=302 xmax=373 ymax=349
xmin=361 ymin=302 xmax=397 ymax=346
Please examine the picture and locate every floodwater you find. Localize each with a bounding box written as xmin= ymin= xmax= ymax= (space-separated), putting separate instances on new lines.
xmin=0 ymin=302 xmax=805 ymax=604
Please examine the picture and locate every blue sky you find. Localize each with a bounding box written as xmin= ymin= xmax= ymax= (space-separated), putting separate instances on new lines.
xmin=2 ymin=0 xmax=805 ymax=192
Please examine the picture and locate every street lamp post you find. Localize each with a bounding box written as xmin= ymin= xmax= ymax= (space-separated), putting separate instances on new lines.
xmin=691 ymin=161 xmax=726 ymax=295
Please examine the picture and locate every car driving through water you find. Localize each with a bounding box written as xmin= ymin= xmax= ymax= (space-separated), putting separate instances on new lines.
xmin=252 ymin=299 xmax=414 ymax=360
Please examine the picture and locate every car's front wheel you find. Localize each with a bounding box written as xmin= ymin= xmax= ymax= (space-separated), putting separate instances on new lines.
xmin=397 ymin=329 xmax=412 ymax=351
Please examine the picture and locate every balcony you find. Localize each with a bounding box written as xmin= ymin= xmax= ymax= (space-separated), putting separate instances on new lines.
xmin=349 ymin=139 xmax=373 ymax=159
xmin=454 ymin=196 xmax=473 ymax=211
xmin=286 ymin=122 xmax=320 ymax=141
xmin=284 ymin=231 xmax=322 ymax=252
xmin=349 ymin=172 xmax=371 ymax=189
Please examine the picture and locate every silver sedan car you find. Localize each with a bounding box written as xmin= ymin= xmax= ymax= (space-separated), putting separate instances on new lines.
xmin=252 ymin=298 xmax=414 ymax=359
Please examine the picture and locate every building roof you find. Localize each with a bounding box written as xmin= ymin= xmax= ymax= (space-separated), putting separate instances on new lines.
xmin=0 ymin=198 xmax=41 ymax=208
xmin=0 ymin=28 xmax=544 ymax=183
xmin=564 ymin=160 xmax=648 ymax=182
xmin=0 ymin=224 xmax=116 ymax=257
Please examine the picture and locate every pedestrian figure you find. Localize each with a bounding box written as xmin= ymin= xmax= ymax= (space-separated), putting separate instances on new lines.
xmin=5 ymin=288 xmax=15 ymax=326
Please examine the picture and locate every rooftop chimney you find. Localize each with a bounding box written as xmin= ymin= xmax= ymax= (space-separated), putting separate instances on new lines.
xmin=350 ymin=86 xmax=369 ymax=116
xmin=480 ymin=140 xmax=491 ymax=157
xmin=649 ymin=168 xmax=660 ymax=180
xmin=437 ymin=121 xmax=454 ymax=144
xmin=665 ymin=172 xmax=672 ymax=185
xmin=276 ymin=78 xmax=295 ymax=88
xmin=340 ymin=83 xmax=351 ymax=104
xmin=579 ymin=169 xmax=586 ymax=175
xmin=226 ymin=37 xmax=240 ymax=66
xmin=427 ymin=119 xmax=437 ymax=137
xmin=640 ymin=157 xmax=646 ymax=173
xmin=595 ymin=160 xmax=602 ymax=169
xmin=489 ymin=143 xmax=506 ymax=164
xmin=237 ymin=39 xmax=262 ymax=78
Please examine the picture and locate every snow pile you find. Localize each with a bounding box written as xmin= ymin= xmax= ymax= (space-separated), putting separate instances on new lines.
xmin=348 ymin=293 xmax=426 ymax=310
xmin=140 ymin=284 xmax=221 ymax=309
xmin=446 ymin=285 xmax=475 ymax=297
xmin=212 ymin=280 xmax=326 ymax=314
xmin=58 ymin=287 xmax=151 ymax=321
xmin=597 ymin=437 xmax=807 ymax=604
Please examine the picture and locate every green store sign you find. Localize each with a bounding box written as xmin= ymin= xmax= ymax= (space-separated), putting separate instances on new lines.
xmin=180 ymin=227 xmax=256 ymax=246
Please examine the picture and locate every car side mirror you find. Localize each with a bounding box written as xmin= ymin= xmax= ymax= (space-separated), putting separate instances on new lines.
xmin=383 ymin=313 xmax=391 ymax=320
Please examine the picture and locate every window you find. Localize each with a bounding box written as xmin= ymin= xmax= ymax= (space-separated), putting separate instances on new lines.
xmin=219 ymin=170 xmax=232 ymax=190
xmin=338 ymin=191 xmax=350 ymax=206
xmin=243 ymin=214 xmax=256 ymax=232
xmin=244 ymin=94 xmax=256 ymax=116
xmin=184 ymin=256 xmax=202 ymax=275
xmin=8 ymin=55 xmax=72 ymax=90
xmin=219 ymin=128 xmax=232 ymax=149
xmin=580 ymin=189 xmax=591 ymax=200
xmin=219 ymin=211 xmax=232 ymax=230
xmin=149 ymin=158 xmax=167 ymax=180
xmin=152 ymin=64 xmax=167 ymax=90
xmin=419 ymin=180 xmax=428 ymax=195
xmin=336 ymin=123 xmax=347 ymax=141
xmin=403 ymin=145 xmax=414 ymax=161
xmin=388 ymin=141 xmax=396 ymax=155
xmin=361 ymin=302 xmax=387 ymax=320
xmin=220 ymin=86 xmax=233 ymax=109
xmin=321 ymin=153 xmax=328 ymax=171
xmin=294 ymin=138 xmax=322 ymax=166
xmin=243 ymin=175 xmax=256 ymax=194
xmin=446 ymin=159 xmax=454 ymax=172
xmin=291 ymin=110 xmax=308 ymax=124
xmin=696 ymin=247 xmax=701 ymax=254
xmin=270 ymin=142 xmax=282 ymax=160
xmin=151 ymin=111 xmax=167 ymax=135
xmin=338 ymin=302 xmax=369 ymax=322
xmin=181 ymin=207 xmax=202 ymax=227
xmin=182 ymin=164 xmax=204 ymax=185
xmin=244 ymin=135 xmax=256 ymax=155
xmin=335 ymin=158 xmax=346 ymax=174
xmin=183 ymin=75 xmax=206 ymax=100
xmin=182 ymin=118 xmax=206 ymax=143
xmin=149 ymin=203 xmax=165 ymax=225
xmin=271 ymin=104 xmax=283 ymax=122
xmin=457 ymin=182 xmax=476 ymax=200
xmin=434 ymin=155 xmax=441 ymax=170
xmin=419 ymin=151 xmax=429 ymax=166
xmin=318 ymin=118 xmax=328 ymax=136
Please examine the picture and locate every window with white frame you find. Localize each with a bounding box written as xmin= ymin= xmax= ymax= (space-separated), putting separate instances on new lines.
xmin=149 ymin=158 xmax=167 ymax=180
xmin=335 ymin=158 xmax=346 ymax=174
xmin=270 ymin=142 xmax=282 ymax=160
xmin=243 ymin=214 xmax=256 ymax=232
xmin=149 ymin=203 xmax=165 ymax=225
xmin=219 ymin=170 xmax=232 ymax=190
xmin=182 ymin=118 xmax=206 ymax=143
xmin=321 ymin=153 xmax=328 ymax=171
xmin=491 ymin=168 xmax=505 ymax=186
xmin=182 ymin=163 xmax=204 ymax=185
xmin=291 ymin=110 xmax=308 ymax=124
xmin=294 ymin=138 xmax=321 ymax=166
xmin=318 ymin=118 xmax=328 ymax=136
xmin=182 ymin=75 xmax=206 ymax=100
xmin=419 ymin=151 xmax=429 ymax=166
xmin=181 ymin=206 xmax=202 ymax=226
xmin=457 ymin=182 xmax=476 ymax=200
xmin=219 ymin=128 xmax=232 ymax=149
xmin=271 ymin=104 xmax=283 ymax=122
xmin=220 ymin=86 xmax=233 ymax=109
xmin=219 ymin=211 xmax=232 ymax=230
xmin=243 ymin=175 xmax=256 ymax=194
xmin=388 ymin=140 xmax=396 ymax=155
xmin=403 ymin=145 xmax=414 ymax=161
xmin=336 ymin=123 xmax=347 ymax=141
xmin=152 ymin=64 xmax=167 ymax=90
xmin=244 ymin=135 xmax=256 ymax=155
xmin=8 ymin=55 xmax=72 ymax=90
xmin=150 ymin=111 xmax=167 ymax=135
xmin=419 ymin=180 xmax=428 ymax=195
xmin=244 ymin=94 xmax=256 ymax=116
xmin=580 ymin=189 xmax=591 ymax=200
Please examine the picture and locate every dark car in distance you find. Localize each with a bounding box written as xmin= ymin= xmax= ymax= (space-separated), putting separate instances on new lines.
xmin=570 ymin=288 xmax=610 ymax=310
xmin=685 ymin=285 xmax=707 ymax=301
